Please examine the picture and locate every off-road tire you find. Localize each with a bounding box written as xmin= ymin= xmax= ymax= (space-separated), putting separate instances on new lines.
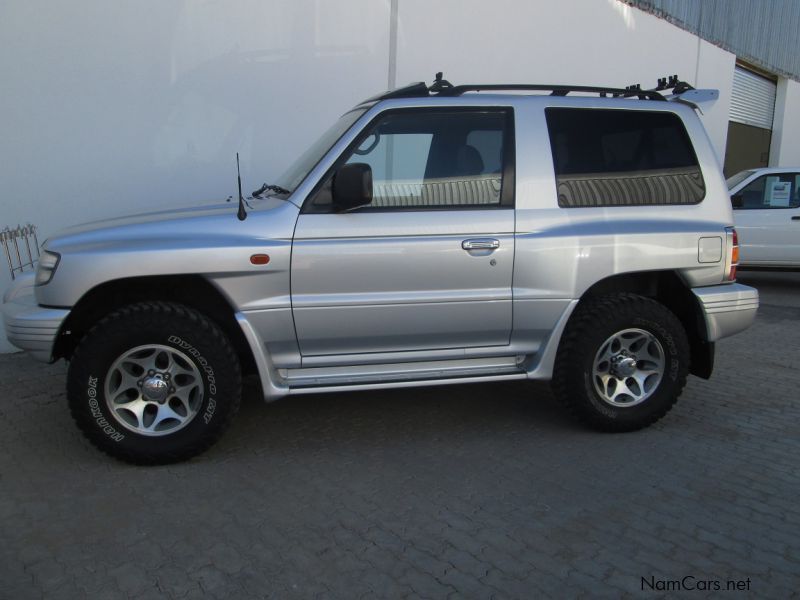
xmin=67 ymin=302 xmax=241 ymax=464
xmin=552 ymin=293 xmax=689 ymax=432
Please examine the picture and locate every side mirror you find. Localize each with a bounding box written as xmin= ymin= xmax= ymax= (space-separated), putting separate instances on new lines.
xmin=332 ymin=163 xmax=373 ymax=212
xmin=731 ymin=194 xmax=743 ymax=209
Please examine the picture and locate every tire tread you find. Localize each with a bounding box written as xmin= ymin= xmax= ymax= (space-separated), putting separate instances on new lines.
xmin=552 ymin=293 xmax=689 ymax=432
xmin=67 ymin=301 xmax=241 ymax=465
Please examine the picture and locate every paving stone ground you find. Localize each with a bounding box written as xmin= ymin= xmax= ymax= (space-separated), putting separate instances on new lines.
xmin=1 ymin=272 xmax=799 ymax=599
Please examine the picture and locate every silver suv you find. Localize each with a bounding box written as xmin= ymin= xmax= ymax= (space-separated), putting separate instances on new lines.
xmin=3 ymin=75 xmax=759 ymax=464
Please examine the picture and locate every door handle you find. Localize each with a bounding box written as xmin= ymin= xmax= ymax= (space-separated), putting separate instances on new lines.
xmin=462 ymin=238 xmax=500 ymax=250
xmin=792 ymin=216 xmax=800 ymax=221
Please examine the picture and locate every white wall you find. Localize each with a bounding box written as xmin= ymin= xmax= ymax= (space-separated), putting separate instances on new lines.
xmin=394 ymin=0 xmax=735 ymax=160
xmin=0 ymin=0 xmax=753 ymax=352
xmin=0 ymin=0 xmax=392 ymax=350
xmin=770 ymin=79 xmax=800 ymax=167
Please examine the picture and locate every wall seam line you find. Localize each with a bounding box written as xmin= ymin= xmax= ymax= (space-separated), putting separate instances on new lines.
xmin=388 ymin=0 xmax=398 ymax=89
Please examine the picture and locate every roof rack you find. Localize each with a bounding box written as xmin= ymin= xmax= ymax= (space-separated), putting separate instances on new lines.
xmin=370 ymin=72 xmax=696 ymax=103
xmin=438 ymin=83 xmax=667 ymax=100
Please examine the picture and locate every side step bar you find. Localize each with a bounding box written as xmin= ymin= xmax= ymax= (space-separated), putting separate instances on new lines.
xmin=281 ymin=355 xmax=525 ymax=389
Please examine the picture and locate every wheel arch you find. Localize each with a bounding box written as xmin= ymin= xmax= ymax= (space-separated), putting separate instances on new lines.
xmin=575 ymin=270 xmax=713 ymax=379
xmin=54 ymin=275 xmax=257 ymax=375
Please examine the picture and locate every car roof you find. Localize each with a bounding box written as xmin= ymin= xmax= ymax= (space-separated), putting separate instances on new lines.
xmin=744 ymin=167 xmax=800 ymax=174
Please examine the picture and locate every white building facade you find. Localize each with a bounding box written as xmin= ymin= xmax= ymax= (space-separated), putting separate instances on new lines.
xmin=1 ymin=0 xmax=798 ymax=350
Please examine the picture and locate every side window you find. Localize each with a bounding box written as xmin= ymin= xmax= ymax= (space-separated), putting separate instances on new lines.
xmin=734 ymin=174 xmax=800 ymax=209
xmin=466 ymin=129 xmax=503 ymax=174
xmin=347 ymin=131 xmax=433 ymax=185
xmin=310 ymin=110 xmax=511 ymax=211
xmin=545 ymin=108 xmax=705 ymax=207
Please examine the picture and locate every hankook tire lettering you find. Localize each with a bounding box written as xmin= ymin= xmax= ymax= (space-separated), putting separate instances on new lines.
xmin=87 ymin=375 xmax=124 ymax=442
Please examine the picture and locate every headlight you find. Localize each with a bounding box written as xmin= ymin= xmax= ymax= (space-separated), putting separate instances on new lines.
xmin=35 ymin=251 xmax=61 ymax=285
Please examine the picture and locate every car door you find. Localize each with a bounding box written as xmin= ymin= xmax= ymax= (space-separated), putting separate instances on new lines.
xmin=291 ymin=108 xmax=515 ymax=358
xmin=733 ymin=172 xmax=800 ymax=265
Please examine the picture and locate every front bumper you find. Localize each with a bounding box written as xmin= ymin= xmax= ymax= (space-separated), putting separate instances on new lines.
xmin=692 ymin=282 xmax=759 ymax=342
xmin=2 ymin=275 xmax=69 ymax=362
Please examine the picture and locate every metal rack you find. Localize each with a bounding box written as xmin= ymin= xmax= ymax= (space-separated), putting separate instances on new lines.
xmin=374 ymin=72 xmax=695 ymax=102
xmin=1 ymin=224 xmax=39 ymax=280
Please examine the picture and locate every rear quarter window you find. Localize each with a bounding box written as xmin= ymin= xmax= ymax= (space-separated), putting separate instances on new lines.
xmin=545 ymin=108 xmax=705 ymax=207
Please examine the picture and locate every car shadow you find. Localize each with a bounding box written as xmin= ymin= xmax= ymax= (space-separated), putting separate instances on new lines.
xmin=216 ymin=376 xmax=583 ymax=458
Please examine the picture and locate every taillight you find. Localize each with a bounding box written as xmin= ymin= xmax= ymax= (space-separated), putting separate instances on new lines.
xmin=725 ymin=227 xmax=739 ymax=281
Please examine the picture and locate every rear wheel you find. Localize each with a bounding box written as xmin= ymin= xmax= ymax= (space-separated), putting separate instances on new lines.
xmin=67 ymin=302 xmax=241 ymax=464
xmin=552 ymin=293 xmax=689 ymax=432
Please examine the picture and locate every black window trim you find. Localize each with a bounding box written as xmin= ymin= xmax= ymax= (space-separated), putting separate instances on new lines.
xmin=300 ymin=106 xmax=516 ymax=214
xmin=545 ymin=106 xmax=706 ymax=208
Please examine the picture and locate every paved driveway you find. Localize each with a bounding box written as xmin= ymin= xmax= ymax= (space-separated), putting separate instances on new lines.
xmin=1 ymin=272 xmax=799 ymax=598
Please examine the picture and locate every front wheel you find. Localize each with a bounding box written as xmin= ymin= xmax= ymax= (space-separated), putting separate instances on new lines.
xmin=552 ymin=293 xmax=689 ymax=432
xmin=67 ymin=302 xmax=241 ymax=464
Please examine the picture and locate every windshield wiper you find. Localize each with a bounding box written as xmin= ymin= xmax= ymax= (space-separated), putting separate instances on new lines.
xmin=252 ymin=183 xmax=291 ymax=198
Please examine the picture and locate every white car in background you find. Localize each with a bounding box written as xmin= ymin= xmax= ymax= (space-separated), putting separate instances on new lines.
xmin=728 ymin=168 xmax=800 ymax=268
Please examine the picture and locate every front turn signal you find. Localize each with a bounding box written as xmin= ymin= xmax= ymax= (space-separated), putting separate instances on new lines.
xmin=35 ymin=250 xmax=61 ymax=286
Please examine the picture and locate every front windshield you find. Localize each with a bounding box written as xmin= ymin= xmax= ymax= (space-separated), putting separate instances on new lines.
xmin=274 ymin=107 xmax=367 ymax=193
xmin=726 ymin=170 xmax=755 ymax=190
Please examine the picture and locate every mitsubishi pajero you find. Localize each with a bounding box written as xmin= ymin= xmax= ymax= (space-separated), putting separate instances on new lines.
xmin=3 ymin=74 xmax=760 ymax=463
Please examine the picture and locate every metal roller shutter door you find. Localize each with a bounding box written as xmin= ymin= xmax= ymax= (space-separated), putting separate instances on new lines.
xmin=729 ymin=66 xmax=776 ymax=130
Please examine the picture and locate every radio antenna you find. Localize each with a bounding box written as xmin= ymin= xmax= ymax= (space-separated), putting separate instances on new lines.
xmin=236 ymin=153 xmax=247 ymax=221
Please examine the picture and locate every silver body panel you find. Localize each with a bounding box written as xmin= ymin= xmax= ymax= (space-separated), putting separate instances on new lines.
xmin=2 ymin=274 xmax=69 ymax=362
xmin=692 ymin=283 xmax=760 ymax=341
xmin=292 ymin=209 xmax=514 ymax=357
xmin=3 ymin=92 xmax=759 ymax=400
